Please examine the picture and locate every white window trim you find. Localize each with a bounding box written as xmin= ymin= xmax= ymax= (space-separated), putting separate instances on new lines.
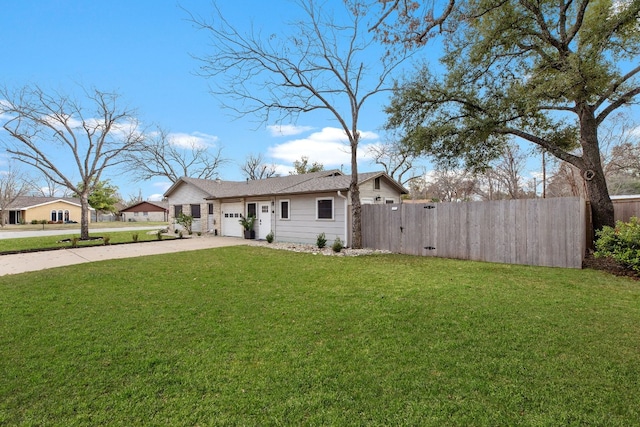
xmin=316 ymin=197 xmax=334 ymax=220
xmin=279 ymin=199 xmax=290 ymax=220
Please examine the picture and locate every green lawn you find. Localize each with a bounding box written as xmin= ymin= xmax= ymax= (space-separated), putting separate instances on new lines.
xmin=1 ymin=246 xmax=639 ymax=426
xmin=0 ymin=229 xmax=174 ymax=253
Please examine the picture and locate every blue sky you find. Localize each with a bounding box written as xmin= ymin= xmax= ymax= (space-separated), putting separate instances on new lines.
xmin=0 ymin=0 xmax=422 ymax=201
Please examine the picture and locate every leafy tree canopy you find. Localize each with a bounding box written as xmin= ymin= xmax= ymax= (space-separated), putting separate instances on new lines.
xmin=74 ymin=180 xmax=119 ymax=213
xmin=290 ymin=156 xmax=324 ymax=175
xmin=386 ymin=0 xmax=640 ymax=231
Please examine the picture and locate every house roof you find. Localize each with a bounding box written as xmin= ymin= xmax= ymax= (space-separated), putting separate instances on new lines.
xmin=164 ymin=170 xmax=408 ymax=200
xmin=121 ymin=200 xmax=169 ymax=212
xmin=6 ymin=196 xmax=87 ymax=210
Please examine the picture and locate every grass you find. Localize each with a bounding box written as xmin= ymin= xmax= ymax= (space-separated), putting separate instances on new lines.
xmin=0 ymin=221 xmax=168 ymax=232
xmin=1 ymin=246 xmax=639 ymax=425
xmin=0 ymin=229 xmax=174 ymax=253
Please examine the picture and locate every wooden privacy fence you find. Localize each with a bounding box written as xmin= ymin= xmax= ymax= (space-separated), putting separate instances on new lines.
xmin=362 ymin=197 xmax=587 ymax=269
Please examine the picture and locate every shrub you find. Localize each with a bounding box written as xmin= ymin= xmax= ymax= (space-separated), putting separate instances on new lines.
xmin=157 ymin=230 xmax=163 ymax=241
xmin=316 ymin=232 xmax=327 ymax=249
xmin=266 ymin=231 xmax=274 ymax=244
xmin=70 ymin=237 xmax=79 ymax=248
xmin=594 ymin=217 xmax=640 ymax=272
xmin=332 ymin=237 xmax=343 ymax=253
xmin=31 ymin=219 xmax=39 ymax=225
xmin=103 ymin=235 xmax=111 ymax=245
xmin=176 ymin=212 xmax=194 ymax=235
xmin=132 ymin=233 xmax=139 ymax=243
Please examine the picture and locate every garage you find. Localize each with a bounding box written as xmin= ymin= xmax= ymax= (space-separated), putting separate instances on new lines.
xmin=221 ymin=202 xmax=244 ymax=237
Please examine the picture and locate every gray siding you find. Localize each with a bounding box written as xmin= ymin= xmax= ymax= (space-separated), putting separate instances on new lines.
xmin=360 ymin=177 xmax=402 ymax=204
xmin=273 ymin=193 xmax=347 ymax=245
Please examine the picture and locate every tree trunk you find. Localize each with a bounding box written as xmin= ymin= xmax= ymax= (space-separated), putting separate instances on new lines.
xmin=578 ymin=106 xmax=615 ymax=236
xmin=80 ymin=192 xmax=91 ymax=240
xmin=350 ymin=135 xmax=362 ymax=249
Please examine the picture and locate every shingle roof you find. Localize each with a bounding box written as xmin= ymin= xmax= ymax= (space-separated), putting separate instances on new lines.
xmin=121 ymin=200 xmax=169 ymax=211
xmin=164 ymin=170 xmax=408 ymax=200
xmin=7 ymin=196 xmax=83 ymax=210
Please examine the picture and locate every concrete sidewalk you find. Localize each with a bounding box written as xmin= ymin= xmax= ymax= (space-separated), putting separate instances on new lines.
xmin=0 ymin=236 xmax=249 ymax=276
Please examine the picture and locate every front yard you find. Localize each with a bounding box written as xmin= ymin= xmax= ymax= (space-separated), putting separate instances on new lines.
xmin=1 ymin=246 xmax=639 ymax=425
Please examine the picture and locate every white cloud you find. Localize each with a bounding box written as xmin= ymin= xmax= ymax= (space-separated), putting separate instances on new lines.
xmin=169 ymin=132 xmax=219 ymax=150
xmin=147 ymin=193 xmax=164 ymax=201
xmin=267 ymin=127 xmax=380 ymax=168
xmin=267 ymin=124 xmax=315 ymax=137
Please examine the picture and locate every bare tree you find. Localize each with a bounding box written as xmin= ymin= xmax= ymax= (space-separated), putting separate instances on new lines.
xmin=241 ymin=153 xmax=278 ymax=180
xmin=0 ymin=163 xmax=32 ymax=226
xmin=476 ymin=143 xmax=528 ymax=200
xmin=33 ymin=174 xmax=72 ymax=197
xmin=368 ymin=0 xmax=457 ymax=48
xmin=367 ymin=139 xmax=420 ymax=185
xmin=124 ymin=128 xmax=227 ymax=183
xmin=425 ymin=167 xmax=478 ymax=202
xmin=0 ymin=85 xmax=144 ymax=239
xmin=188 ymin=0 xmax=408 ymax=248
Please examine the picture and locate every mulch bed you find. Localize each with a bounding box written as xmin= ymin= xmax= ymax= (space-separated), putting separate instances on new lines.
xmin=582 ymin=252 xmax=639 ymax=280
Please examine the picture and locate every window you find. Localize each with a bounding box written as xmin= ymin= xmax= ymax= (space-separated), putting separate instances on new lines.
xmin=317 ymin=198 xmax=333 ymax=220
xmin=51 ymin=210 xmax=57 ymax=222
xmin=374 ymin=177 xmax=381 ymax=190
xmin=280 ymin=200 xmax=290 ymax=220
xmin=191 ymin=204 xmax=201 ymax=219
xmin=385 ymin=198 xmax=396 ymax=204
xmin=64 ymin=210 xmax=70 ymax=222
xmin=247 ymin=203 xmax=257 ymax=218
xmin=208 ymin=203 xmax=214 ymax=215
xmin=174 ymin=205 xmax=183 ymax=217
xmin=143 ymin=211 xmax=149 ymax=216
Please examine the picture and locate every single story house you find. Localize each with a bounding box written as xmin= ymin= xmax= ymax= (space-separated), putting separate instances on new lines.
xmin=164 ymin=170 xmax=407 ymax=246
xmin=120 ymin=201 xmax=169 ymax=222
xmin=2 ymin=196 xmax=91 ymax=225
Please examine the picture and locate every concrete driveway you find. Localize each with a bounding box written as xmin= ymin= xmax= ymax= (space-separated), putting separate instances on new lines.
xmin=0 ymin=236 xmax=249 ymax=276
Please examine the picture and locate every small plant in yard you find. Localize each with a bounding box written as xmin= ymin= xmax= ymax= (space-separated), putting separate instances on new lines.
xmin=178 ymin=230 xmax=184 ymax=239
xmin=103 ymin=235 xmax=111 ymax=245
xmin=266 ymin=231 xmax=274 ymax=243
xmin=316 ymin=232 xmax=327 ymax=249
xmin=156 ymin=230 xmax=163 ymax=241
xmin=197 ymin=231 xmax=202 ymax=236
xmin=332 ymin=236 xmax=343 ymax=253
xmin=595 ymin=216 xmax=640 ymax=272
xmin=70 ymin=237 xmax=79 ymax=248
xmin=175 ymin=212 xmax=194 ymax=235
xmin=132 ymin=233 xmax=139 ymax=242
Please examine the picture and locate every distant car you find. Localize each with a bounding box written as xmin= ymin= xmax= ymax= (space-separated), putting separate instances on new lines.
xmin=65 ymin=220 xmax=78 ymax=224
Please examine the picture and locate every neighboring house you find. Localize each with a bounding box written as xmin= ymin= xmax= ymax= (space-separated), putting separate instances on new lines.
xmin=164 ymin=170 xmax=407 ymax=246
xmin=611 ymin=195 xmax=640 ymax=223
xmin=120 ymin=201 xmax=169 ymax=222
xmin=2 ymin=196 xmax=92 ymax=225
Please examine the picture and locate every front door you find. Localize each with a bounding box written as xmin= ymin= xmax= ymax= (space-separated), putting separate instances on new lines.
xmin=257 ymin=202 xmax=272 ymax=240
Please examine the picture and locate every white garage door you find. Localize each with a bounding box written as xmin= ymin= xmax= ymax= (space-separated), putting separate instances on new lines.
xmin=221 ymin=202 xmax=244 ymax=237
